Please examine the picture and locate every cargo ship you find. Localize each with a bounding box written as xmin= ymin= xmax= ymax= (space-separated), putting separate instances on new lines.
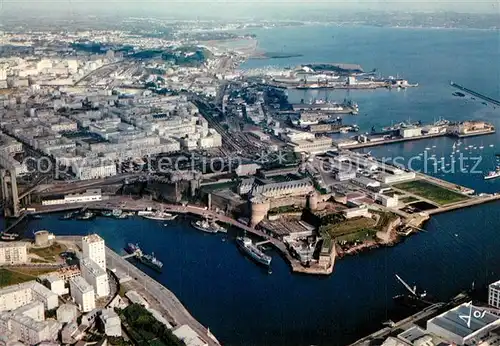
xmin=236 ymin=237 xmax=272 ymax=266
xmin=139 ymin=252 xmax=163 ymax=272
xmin=484 ymin=168 xmax=500 ymax=180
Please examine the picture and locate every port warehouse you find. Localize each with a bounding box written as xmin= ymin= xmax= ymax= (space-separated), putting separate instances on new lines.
xmin=41 ymin=189 xmax=105 ymax=206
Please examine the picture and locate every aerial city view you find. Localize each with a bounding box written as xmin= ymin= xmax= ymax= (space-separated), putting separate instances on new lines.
xmin=0 ymin=0 xmax=499 ymax=345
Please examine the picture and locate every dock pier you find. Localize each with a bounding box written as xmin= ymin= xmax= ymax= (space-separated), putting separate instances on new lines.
xmin=451 ymin=82 xmax=500 ymax=106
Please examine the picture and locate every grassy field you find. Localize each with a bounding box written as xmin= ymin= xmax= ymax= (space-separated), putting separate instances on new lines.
xmin=322 ymin=217 xmax=376 ymax=238
xmin=0 ymin=267 xmax=56 ymax=288
xmin=394 ymin=180 xmax=469 ymax=205
xmin=400 ymin=196 xmax=419 ymax=204
xmin=29 ymin=243 xmax=66 ymax=262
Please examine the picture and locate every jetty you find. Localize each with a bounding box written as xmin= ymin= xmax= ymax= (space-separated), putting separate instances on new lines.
xmin=450 ymin=82 xmax=500 ymax=106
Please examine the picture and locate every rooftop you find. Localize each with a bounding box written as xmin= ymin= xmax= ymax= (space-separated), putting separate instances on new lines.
xmin=70 ymin=276 xmax=93 ymax=294
xmin=428 ymin=302 xmax=500 ymax=338
xmin=0 ymin=280 xmax=57 ymax=300
xmin=0 ymin=241 xmax=27 ymax=249
xmin=80 ymin=257 xmax=106 ymax=276
xmin=82 ymin=234 xmax=104 ymax=244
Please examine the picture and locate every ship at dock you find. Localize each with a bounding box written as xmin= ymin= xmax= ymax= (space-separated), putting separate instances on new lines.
xmin=191 ymin=219 xmax=227 ymax=234
xmin=139 ymin=252 xmax=163 ymax=272
xmin=76 ymin=211 xmax=95 ymax=220
xmin=236 ymin=237 xmax=272 ymax=267
xmin=139 ymin=210 xmax=177 ymax=221
xmin=292 ymin=99 xmax=359 ymax=114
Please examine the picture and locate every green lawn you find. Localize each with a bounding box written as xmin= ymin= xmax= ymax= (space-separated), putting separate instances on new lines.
xmin=321 ymin=217 xmax=376 ymax=238
xmin=393 ymin=180 xmax=469 ymax=205
xmin=0 ymin=268 xmax=56 ymax=288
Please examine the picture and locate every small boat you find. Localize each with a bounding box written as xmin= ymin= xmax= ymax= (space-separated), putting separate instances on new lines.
xmin=484 ymin=167 xmax=500 ymax=180
xmin=425 ymin=147 xmax=431 ymax=150
xmin=77 ymin=211 xmax=95 ymax=220
xmin=490 ymin=144 xmax=494 ymax=147
xmin=0 ymin=232 xmax=19 ymax=241
xmin=125 ymin=243 xmax=141 ymax=254
xmin=479 ymin=146 xmax=484 ymax=149
xmin=60 ymin=212 xmax=75 ymax=220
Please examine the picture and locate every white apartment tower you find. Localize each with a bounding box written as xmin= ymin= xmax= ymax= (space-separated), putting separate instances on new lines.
xmin=69 ymin=276 xmax=95 ymax=313
xmin=489 ymin=280 xmax=500 ymax=309
xmin=0 ymin=68 xmax=6 ymax=81
xmin=82 ymin=234 xmax=106 ymax=271
xmin=0 ymin=242 xmax=28 ymax=265
xmin=80 ymin=257 xmax=109 ymax=298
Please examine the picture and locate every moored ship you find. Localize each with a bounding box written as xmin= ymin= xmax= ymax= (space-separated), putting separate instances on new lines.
xmin=141 ymin=211 xmax=177 ymax=221
xmin=191 ymin=219 xmax=227 ymax=234
xmin=140 ymin=252 xmax=163 ymax=272
xmin=484 ymin=168 xmax=500 ymax=180
xmin=236 ymin=237 xmax=272 ymax=266
xmin=1 ymin=232 xmax=19 ymax=241
xmin=76 ymin=211 xmax=95 ymax=220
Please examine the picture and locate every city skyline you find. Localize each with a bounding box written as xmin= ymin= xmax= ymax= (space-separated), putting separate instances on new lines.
xmin=1 ymin=0 xmax=498 ymax=18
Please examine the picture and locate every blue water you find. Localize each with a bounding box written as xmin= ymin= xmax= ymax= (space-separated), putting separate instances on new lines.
xmin=5 ymin=26 xmax=500 ymax=346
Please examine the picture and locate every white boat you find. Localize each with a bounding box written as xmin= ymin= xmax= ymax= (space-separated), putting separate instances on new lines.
xmin=142 ymin=211 xmax=177 ymax=221
xmin=425 ymin=147 xmax=431 ymax=150
xmin=479 ymin=146 xmax=484 ymax=149
xmin=484 ymin=168 xmax=500 ymax=180
xmin=490 ymin=144 xmax=494 ymax=147
xmin=191 ymin=219 xmax=227 ymax=234
xmin=137 ymin=210 xmax=154 ymax=216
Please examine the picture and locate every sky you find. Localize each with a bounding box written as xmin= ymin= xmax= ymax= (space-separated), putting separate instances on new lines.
xmin=1 ymin=0 xmax=499 ymax=18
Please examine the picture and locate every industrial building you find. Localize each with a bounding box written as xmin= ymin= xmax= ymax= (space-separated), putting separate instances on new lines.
xmin=80 ymin=257 xmax=110 ymax=298
xmin=41 ymin=189 xmax=103 ymax=206
xmin=69 ymin=276 xmax=95 ymax=313
xmin=399 ymin=127 xmax=422 ymax=138
xmin=426 ymin=302 xmax=500 ymax=345
xmin=0 ymin=242 xmax=28 ymax=265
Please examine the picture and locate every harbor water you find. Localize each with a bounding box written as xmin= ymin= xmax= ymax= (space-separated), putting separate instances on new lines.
xmin=2 ymin=25 xmax=500 ymax=345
